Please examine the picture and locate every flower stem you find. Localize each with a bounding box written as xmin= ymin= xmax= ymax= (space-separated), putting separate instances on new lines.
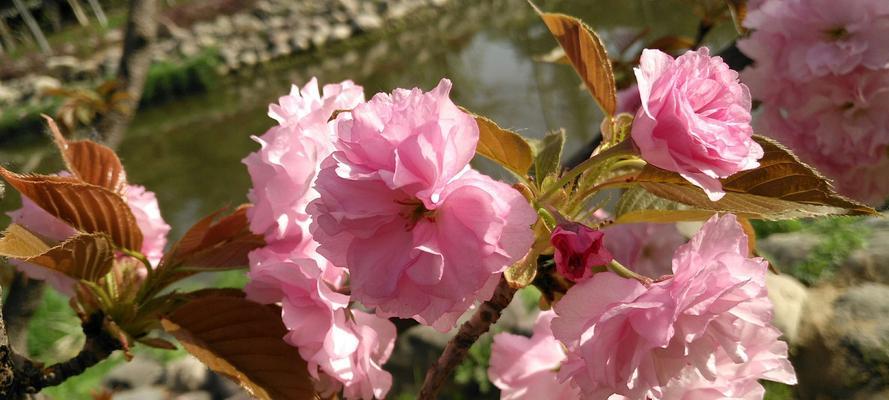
xmin=607 ymin=259 xmax=653 ymax=287
xmin=418 ymin=276 xmax=517 ymax=399
xmin=538 ymin=139 xmax=636 ymax=203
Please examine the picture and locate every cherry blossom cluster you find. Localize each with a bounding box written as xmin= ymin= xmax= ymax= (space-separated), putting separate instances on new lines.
xmin=738 ymin=0 xmax=889 ymax=205
xmin=241 ymin=45 xmax=797 ymax=399
xmin=490 ymin=215 xmax=797 ymax=400
xmin=243 ymin=77 xmax=536 ymax=397
xmin=243 ymin=79 xmax=396 ymax=399
xmin=8 ymin=181 xmax=170 ymax=296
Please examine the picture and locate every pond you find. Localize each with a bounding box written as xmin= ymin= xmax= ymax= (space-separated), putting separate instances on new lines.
xmin=1 ymin=0 xmax=735 ymax=242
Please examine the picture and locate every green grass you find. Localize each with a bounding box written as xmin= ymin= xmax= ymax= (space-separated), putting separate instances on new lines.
xmin=791 ymin=217 xmax=869 ymax=285
xmin=140 ymin=48 xmax=222 ymax=106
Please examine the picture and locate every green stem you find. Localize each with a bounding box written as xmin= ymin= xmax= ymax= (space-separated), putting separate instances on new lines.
xmin=607 ymin=259 xmax=653 ymax=286
xmin=539 ymin=139 xmax=636 ymax=203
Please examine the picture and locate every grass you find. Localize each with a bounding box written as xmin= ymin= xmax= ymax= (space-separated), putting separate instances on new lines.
xmin=140 ymin=48 xmax=222 ymax=106
xmin=757 ymin=217 xmax=871 ymax=285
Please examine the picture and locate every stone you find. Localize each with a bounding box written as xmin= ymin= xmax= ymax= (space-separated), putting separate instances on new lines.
xmin=0 ymin=84 xmax=20 ymax=104
xmin=104 ymin=357 xmax=164 ymax=389
xmin=241 ymin=51 xmax=258 ymax=66
xmin=833 ymin=219 xmax=889 ymax=286
xmin=165 ymin=355 xmax=209 ymax=392
xmin=113 ymin=387 xmax=167 ymax=400
xmin=766 ymin=273 xmax=808 ymax=344
xmin=353 ymin=14 xmax=383 ymax=31
xmin=758 ymin=231 xmax=821 ymax=271
xmin=175 ymin=391 xmax=212 ymax=400
xmin=794 ymin=284 xmax=889 ymax=399
xmin=330 ymin=23 xmax=353 ymax=41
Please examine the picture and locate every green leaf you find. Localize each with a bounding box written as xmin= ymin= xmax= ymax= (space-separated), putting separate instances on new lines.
xmin=632 ymin=135 xmax=878 ymax=220
xmin=531 ymin=5 xmax=617 ymax=116
xmin=504 ymin=249 xmax=539 ymax=289
xmin=615 ymin=187 xmax=715 ymax=223
xmin=534 ymin=129 xmax=565 ymax=184
xmin=470 ymin=111 xmax=534 ymax=177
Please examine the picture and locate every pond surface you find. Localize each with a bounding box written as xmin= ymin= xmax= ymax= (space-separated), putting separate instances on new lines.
xmin=2 ymin=0 xmax=735 ymax=240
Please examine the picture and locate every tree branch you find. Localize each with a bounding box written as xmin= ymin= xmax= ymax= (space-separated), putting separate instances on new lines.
xmin=418 ymin=276 xmax=517 ymax=400
xmin=6 ymin=312 xmax=122 ymax=397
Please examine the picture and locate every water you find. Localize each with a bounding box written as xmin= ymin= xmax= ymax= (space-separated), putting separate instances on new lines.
xmin=2 ymin=0 xmax=734 ymax=240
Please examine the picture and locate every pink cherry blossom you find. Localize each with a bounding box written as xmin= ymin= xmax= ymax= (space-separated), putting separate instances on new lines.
xmin=489 ymin=310 xmax=580 ymax=400
xmin=310 ymin=79 xmax=536 ymax=331
xmin=7 ymin=184 xmax=169 ymax=295
xmin=631 ymin=48 xmax=763 ymax=201
xmin=739 ymin=0 xmax=889 ymax=206
xmin=748 ymin=67 xmax=889 ymax=206
xmin=244 ymin=79 xmax=365 ymax=244
xmin=658 ymin=323 xmax=796 ymax=400
xmin=246 ymin=247 xmax=394 ymax=399
xmin=739 ymin=0 xmax=889 ymax=82
xmin=551 ymin=214 xmax=793 ymax=399
xmin=603 ymin=222 xmax=685 ymax=279
xmin=124 ymin=185 xmax=171 ymax=266
xmin=268 ymin=78 xmax=364 ymax=127
xmin=551 ymin=223 xmax=613 ymax=282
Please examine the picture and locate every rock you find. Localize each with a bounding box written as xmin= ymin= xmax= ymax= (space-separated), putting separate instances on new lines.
xmin=794 ymin=284 xmax=889 ymax=399
xmin=45 ymin=55 xmax=82 ymax=79
xmin=0 ymin=84 xmax=20 ymax=104
xmin=165 ymin=355 xmax=209 ymax=392
xmin=758 ymin=231 xmax=821 ymax=271
xmin=103 ymin=357 xmax=164 ymax=389
xmin=175 ymin=391 xmax=212 ymax=400
xmin=766 ymin=273 xmax=808 ymax=344
xmin=29 ymin=76 xmax=61 ymax=94
xmin=112 ymin=386 xmax=167 ymax=400
xmin=833 ymin=220 xmax=889 ymax=286
xmin=240 ymin=50 xmax=258 ymax=66
xmin=330 ymin=23 xmax=353 ymax=41
xmin=353 ymin=14 xmax=383 ymax=31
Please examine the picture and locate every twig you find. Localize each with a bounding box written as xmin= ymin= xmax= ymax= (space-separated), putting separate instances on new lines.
xmin=5 ymin=312 xmax=122 ymax=398
xmin=418 ymin=276 xmax=517 ymax=399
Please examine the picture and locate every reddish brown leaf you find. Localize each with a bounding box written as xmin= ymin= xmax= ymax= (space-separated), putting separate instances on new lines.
xmin=532 ymin=5 xmax=617 ymax=116
xmin=163 ymin=205 xmax=264 ymax=272
xmin=633 ymin=135 xmax=878 ymax=220
xmin=0 ymin=224 xmax=114 ymax=282
xmin=44 ymin=115 xmax=128 ymax=193
xmin=0 ymin=168 xmax=143 ymax=250
xmin=161 ymin=292 xmax=318 ymax=400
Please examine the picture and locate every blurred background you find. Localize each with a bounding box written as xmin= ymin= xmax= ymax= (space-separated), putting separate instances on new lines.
xmin=0 ymin=0 xmax=885 ymax=399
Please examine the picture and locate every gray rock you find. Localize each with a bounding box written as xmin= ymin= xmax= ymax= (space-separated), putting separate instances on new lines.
xmin=175 ymin=391 xmax=212 ymax=400
xmin=834 ymin=226 xmax=889 ymax=286
xmin=758 ymin=231 xmax=821 ymax=271
xmin=330 ymin=23 xmax=353 ymax=41
xmin=112 ymin=386 xmax=167 ymax=400
xmin=165 ymin=355 xmax=209 ymax=392
xmin=794 ymin=284 xmax=889 ymax=399
xmin=103 ymin=357 xmax=164 ymax=389
xmin=766 ymin=272 xmax=808 ymax=344
xmin=353 ymin=14 xmax=383 ymax=31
